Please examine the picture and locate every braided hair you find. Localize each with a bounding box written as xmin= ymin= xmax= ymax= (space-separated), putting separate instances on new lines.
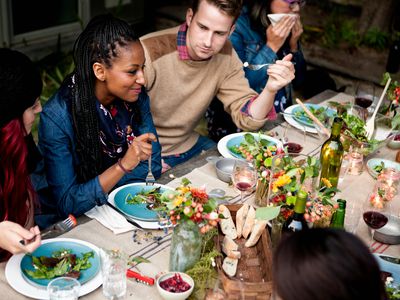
xmin=71 ymin=14 xmax=139 ymax=182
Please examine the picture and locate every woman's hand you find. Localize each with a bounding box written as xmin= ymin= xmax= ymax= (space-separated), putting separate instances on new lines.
xmin=289 ymin=16 xmax=303 ymax=52
xmin=120 ymin=133 xmax=157 ymax=170
xmin=266 ymin=16 xmax=296 ymax=53
xmin=265 ymin=54 xmax=295 ymax=93
xmin=0 ymin=221 xmax=41 ymax=255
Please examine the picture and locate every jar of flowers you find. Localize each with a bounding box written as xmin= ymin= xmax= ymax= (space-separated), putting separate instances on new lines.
xmin=158 ymin=178 xmax=220 ymax=272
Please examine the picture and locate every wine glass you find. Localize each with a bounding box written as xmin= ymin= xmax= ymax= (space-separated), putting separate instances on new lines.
xmin=231 ymin=160 xmax=257 ymax=203
xmin=354 ymin=81 xmax=376 ymax=121
xmin=362 ymin=192 xmax=389 ymax=250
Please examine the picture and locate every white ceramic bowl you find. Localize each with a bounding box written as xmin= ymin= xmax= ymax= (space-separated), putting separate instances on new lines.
xmin=156 ymin=272 xmax=194 ymax=300
xmin=387 ymin=133 xmax=400 ymax=149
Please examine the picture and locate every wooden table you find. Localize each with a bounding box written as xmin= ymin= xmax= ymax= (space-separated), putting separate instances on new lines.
xmin=1 ymin=90 xmax=399 ymax=299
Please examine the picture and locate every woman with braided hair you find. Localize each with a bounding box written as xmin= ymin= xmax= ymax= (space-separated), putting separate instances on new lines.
xmin=38 ymin=14 xmax=161 ymax=218
xmin=0 ymin=48 xmax=42 ymax=261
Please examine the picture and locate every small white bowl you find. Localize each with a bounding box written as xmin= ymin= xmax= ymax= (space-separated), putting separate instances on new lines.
xmin=267 ymin=13 xmax=296 ymax=26
xmin=387 ymin=133 xmax=400 ymax=149
xmin=156 ymin=272 xmax=194 ymax=300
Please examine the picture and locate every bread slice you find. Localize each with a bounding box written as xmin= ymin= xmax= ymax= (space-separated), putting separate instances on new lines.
xmin=242 ymin=205 xmax=256 ymax=239
xmin=219 ymin=205 xmax=237 ymax=240
xmin=235 ymin=203 xmax=249 ymax=239
xmin=222 ymin=257 xmax=238 ymax=277
xmin=245 ymin=219 xmax=268 ymax=247
xmin=222 ymin=236 xmax=241 ymax=259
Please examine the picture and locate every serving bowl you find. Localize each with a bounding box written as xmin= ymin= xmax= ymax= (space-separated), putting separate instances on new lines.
xmin=387 ymin=132 xmax=400 ymax=149
xmin=374 ymin=214 xmax=400 ymax=245
xmin=366 ymin=158 xmax=400 ymax=179
xmin=207 ymin=156 xmax=242 ymax=183
xmin=156 ymin=272 xmax=194 ymax=300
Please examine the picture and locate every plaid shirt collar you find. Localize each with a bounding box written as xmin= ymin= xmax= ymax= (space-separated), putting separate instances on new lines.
xmin=177 ymin=23 xmax=191 ymax=60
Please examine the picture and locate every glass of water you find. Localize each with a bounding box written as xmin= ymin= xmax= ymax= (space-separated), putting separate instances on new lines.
xmin=100 ymin=249 xmax=127 ymax=300
xmin=47 ymin=277 xmax=80 ymax=300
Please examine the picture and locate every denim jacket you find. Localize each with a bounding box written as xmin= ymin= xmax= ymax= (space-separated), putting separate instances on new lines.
xmin=38 ymin=84 xmax=162 ymax=218
xmin=230 ymin=6 xmax=307 ymax=112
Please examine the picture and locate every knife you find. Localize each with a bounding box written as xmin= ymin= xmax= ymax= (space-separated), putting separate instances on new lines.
xmin=105 ymin=202 xmax=144 ymax=230
xmin=378 ymin=255 xmax=400 ymax=265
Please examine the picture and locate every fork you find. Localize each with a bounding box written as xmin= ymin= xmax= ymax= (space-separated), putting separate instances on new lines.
xmin=145 ymin=156 xmax=156 ymax=185
xmin=365 ymin=77 xmax=392 ymax=139
xmin=20 ymin=214 xmax=77 ymax=245
xmin=244 ymin=61 xmax=296 ymax=71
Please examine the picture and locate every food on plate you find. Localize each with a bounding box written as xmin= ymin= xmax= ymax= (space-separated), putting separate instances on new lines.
xmin=235 ymin=203 xmax=249 ymax=238
xmin=219 ymin=205 xmax=237 ymax=239
xmin=24 ymin=248 xmax=94 ymax=280
xmin=242 ymin=206 xmax=256 ymax=239
xmin=373 ymin=161 xmax=385 ymax=175
xmin=228 ymin=133 xmax=281 ymax=162
xmin=159 ymin=273 xmax=191 ymax=293
xmin=125 ymin=186 xmax=163 ymax=206
xmin=222 ymin=236 xmax=241 ymax=259
xmin=222 ymin=257 xmax=238 ymax=277
xmin=245 ymin=220 xmax=268 ymax=247
xmin=294 ymin=105 xmax=332 ymax=125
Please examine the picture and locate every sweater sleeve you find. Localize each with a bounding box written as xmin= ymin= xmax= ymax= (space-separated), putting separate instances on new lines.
xmin=38 ymin=98 xmax=108 ymax=218
xmin=215 ymin=48 xmax=273 ymax=131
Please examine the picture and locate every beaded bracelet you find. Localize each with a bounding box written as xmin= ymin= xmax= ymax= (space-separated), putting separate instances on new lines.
xmin=117 ymin=158 xmax=132 ymax=174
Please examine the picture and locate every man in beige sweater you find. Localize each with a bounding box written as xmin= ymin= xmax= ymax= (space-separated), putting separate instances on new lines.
xmin=141 ymin=0 xmax=295 ymax=171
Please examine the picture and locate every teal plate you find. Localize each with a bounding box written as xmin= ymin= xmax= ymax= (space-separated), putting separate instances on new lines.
xmin=20 ymin=240 xmax=100 ymax=287
xmin=114 ymin=184 xmax=171 ymax=221
xmin=292 ymin=104 xmax=336 ymax=127
xmin=366 ymin=158 xmax=400 ymax=179
xmin=225 ymin=134 xmax=279 ymax=160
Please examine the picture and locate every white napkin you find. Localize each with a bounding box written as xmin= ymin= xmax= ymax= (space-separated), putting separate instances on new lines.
xmin=85 ymin=205 xmax=135 ymax=234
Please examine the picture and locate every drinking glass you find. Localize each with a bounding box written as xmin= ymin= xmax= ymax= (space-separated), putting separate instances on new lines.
xmin=231 ymin=160 xmax=257 ymax=203
xmin=362 ymin=192 xmax=390 ymax=250
xmin=47 ymin=277 xmax=80 ymax=300
xmin=354 ymin=81 xmax=376 ymax=119
xmin=100 ymin=249 xmax=128 ymax=300
xmin=344 ymin=199 xmax=362 ymax=234
xmin=282 ymin=122 xmax=307 ymax=153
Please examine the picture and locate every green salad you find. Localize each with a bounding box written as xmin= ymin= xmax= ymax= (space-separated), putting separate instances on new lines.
xmin=294 ymin=106 xmax=331 ymax=124
xmin=25 ymin=248 xmax=94 ymax=280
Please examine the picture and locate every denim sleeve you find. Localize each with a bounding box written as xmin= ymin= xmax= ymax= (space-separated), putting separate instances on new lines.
xmin=38 ymin=108 xmax=108 ymax=219
xmin=114 ymin=93 xmax=162 ymax=187
xmin=230 ymin=28 xmax=278 ymax=93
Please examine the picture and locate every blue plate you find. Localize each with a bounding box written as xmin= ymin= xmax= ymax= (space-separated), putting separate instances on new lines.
xmin=114 ymin=184 xmax=171 ymax=221
xmin=374 ymin=254 xmax=400 ymax=285
xmin=226 ymin=133 xmax=279 ymax=160
xmin=21 ymin=240 xmax=100 ymax=287
xmin=292 ymin=104 xmax=336 ymax=127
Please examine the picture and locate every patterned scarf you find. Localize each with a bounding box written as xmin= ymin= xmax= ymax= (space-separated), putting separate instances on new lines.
xmin=95 ymin=99 xmax=137 ymax=169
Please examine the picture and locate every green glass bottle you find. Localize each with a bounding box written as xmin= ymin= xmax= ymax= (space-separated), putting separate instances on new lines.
xmin=283 ymin=190 xmax=309 ymax=233
xmin=319 ymin=117 xmax=344 ymax=188
xmin=330 ymin=199 xmax=346 ymax=229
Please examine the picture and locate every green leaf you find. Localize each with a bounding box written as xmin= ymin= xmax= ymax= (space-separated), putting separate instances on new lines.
xmin=129 ymin=256 xmax=150 ymax=267
xmin=181 ymin=178 xmax=191 ymax=186
xmin=244 ymin=133 xmax=255 ymax=144
xmin=255 ymin=206 xmax=281 ymax=221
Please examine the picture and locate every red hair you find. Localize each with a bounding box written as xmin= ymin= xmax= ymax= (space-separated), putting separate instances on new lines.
xmin=0 ymin=119 xmax=34 ymax=225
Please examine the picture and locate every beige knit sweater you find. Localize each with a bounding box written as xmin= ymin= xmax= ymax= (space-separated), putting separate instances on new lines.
xmin=141 ymin=26 xmax=268 ymax=156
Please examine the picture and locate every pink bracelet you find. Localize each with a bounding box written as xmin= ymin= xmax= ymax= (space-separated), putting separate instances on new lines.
xmin=117 ymin=158 xmax=132 ymax=174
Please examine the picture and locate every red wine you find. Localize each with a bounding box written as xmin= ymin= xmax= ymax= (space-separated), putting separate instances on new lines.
xmin=284 ymin=142 xmax=303 ymax=153
xmin=363 ymin=211 xmax=388 ymax=230
xmin=235 ymin=182 xmax=252 ymax=191
xmin=355 ymin=97 xmax=373 ymax=109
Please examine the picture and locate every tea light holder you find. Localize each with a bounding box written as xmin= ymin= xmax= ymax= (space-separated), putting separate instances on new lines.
xmin=376 ymin=168 xmax=400 ymax=202
xmin=347 ymin=145 xmax=363 ymax=175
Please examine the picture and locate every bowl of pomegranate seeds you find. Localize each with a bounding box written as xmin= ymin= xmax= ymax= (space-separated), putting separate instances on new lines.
xmin=156 ymin=272 xmax=194 ymax=300
xmin=387 ymin=132 xmax=400 ymax=149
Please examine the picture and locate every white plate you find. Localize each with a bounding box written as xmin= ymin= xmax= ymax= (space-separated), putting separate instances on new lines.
xmin=108 ymin=183 xmax=173 ymax=230
xmin=366 ymin=158 xmax=400 ymax=179
xmin=217 ymin=132 xmax=283 ymax=159
xmin=5 ymin=238 xmax=102 ymax=300
xmin=283 ymin=104 xmax=318 ymax=134
xmin=374 ymin=254 xmax=400 ymax=284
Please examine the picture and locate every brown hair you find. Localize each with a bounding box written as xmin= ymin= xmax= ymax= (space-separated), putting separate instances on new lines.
xmin=191 ymin=0 xmax=243 ymax=21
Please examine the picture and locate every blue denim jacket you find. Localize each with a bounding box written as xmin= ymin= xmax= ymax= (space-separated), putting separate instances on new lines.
xmin=230 ymin=6 xmax=307 ymax=112
xmin=38 ymin=84 xmax=162 ymax=218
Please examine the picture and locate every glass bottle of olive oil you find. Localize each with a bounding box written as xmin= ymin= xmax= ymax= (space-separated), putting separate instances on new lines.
xmin=319 ymin=117 xmax=344 ymax=189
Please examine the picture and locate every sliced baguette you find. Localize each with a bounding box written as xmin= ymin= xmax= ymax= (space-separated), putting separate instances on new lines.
xmin=222 ymin=236 xmax=241 ymax=259
xmin=245 ymin=219 xmax=268 ymax=247
xmin=219 ymin=204 xmax=237 ymax=240
xmin=242 ymin=205 xmax=256 ymax=239
xmin=222 ymin=257 xmax=238 ymax=277
xmin=235 ymin=203 xmax=249 ymax=238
